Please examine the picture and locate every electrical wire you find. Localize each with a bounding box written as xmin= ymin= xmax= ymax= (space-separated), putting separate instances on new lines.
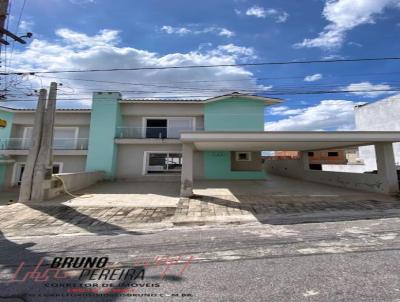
xmin=3 ymin=56 xmax=400 ymax=75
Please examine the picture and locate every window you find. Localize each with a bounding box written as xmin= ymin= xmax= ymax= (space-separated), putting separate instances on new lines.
xmin=144 ymin=118 xmax=194 ymax=139
xmin=328 ymin=152 xmax=339 ymax=157
xmin=235 ymin=152 xmax=251 ymax=161
xmin=308 ymin=152 xmax=314 ymax=157
xmin=145 ymin=152 xmax=182 ymax=174
xmin=23 ymin=127 xmax=78 ymax=149
xmin=146 ymin=119 xmax=167 ymax=138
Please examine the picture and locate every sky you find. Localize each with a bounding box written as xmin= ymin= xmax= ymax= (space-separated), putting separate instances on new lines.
xmin=2 ymin=0 xmax=400 ymax=131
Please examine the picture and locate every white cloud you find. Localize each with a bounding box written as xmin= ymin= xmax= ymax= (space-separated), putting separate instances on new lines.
xmin=294 ymin=0 xmax=400 ymax=50
xmin=269 ymin=106 xmax=305 ymax=116
xmin=218 ymin=28 xmax=235 ymax=38
xmin=246 ymin=5 xmax=267 ymax=18
xmin=160 ymin=25 xmax=235 ymax=37
xmin=265 ymin=100 xmax=364 ymax=131
xmin=304 ymin=73 xmax=323 ymax=82
xmin=160 ymin=25 xmax=191 ymax=35
xmin=344 ymin=81 xmax=394 ymax=98
xmin=9 ymin=29 xmax=265 ymax=108
xmin=245 ymin=5 xmax=289 ymax=22
xmin=55 ymin=28 xmax=120 ymax=48
xmin=18 ymin=20 xmax=34 ymax=33
xmin=215 ymin=44 xmax=255 ymax=57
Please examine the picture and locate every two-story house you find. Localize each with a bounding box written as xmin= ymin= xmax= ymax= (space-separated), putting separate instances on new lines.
xmin=0 ymin=92 xmax=281 ymax=189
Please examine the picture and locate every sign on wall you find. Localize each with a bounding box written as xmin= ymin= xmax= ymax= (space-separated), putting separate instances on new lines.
xmin=0 ymin=119 xmax=7 ymax=128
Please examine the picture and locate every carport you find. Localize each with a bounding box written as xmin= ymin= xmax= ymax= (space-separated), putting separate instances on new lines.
xmin=180 ymin=131 xmax=400 ymax=197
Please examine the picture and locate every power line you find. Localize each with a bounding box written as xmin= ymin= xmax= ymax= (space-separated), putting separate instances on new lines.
xmin=3 ymin=56 xmax=400 ymax=75
xmin=3 ymin=87 xmax=400 ymax=101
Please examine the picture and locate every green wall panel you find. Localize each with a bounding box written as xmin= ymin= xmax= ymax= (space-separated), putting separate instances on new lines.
xmin=85 ymin=92 xmax=121 ymax=179
xmin=203 ymin=97 xmax=266 ymax=180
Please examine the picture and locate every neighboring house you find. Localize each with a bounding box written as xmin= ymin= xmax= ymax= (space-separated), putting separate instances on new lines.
xmin=0 ymin=92 xmax=281 ymax=188
xmin=0 ymin=107 xmax=90 ymax=187
xmin=322 ymin=95 xmax=400 ymax=173
xmin=274 ymin=150 xmax=349 ymax=164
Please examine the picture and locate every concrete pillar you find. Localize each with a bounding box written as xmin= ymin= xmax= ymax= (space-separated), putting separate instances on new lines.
xmin=375 ymin=142 xmax=399 ymax=194
xmin=180 ymin=143 xmax=194 ymax=197
xmin=300 ymin=151 xmax=310 ymax=170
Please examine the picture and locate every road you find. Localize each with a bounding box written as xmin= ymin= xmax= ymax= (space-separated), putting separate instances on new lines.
xmin=1 ymin=217 xmax=400 ymax=301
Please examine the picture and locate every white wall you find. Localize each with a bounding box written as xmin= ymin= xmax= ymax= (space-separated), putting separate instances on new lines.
xmin=265 ymin=159 xmax=390 ymax=194
xmin=323 ymin=97 xmax=400 ymax=173
xmin=355 ymin=97 xmax=400 ymax=169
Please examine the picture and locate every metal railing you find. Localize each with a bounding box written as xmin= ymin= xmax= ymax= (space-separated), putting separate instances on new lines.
xmin=116 ymin=127 xmax=202 ymax=139
xmin=0 ymin=138 xmax=89 ymax=150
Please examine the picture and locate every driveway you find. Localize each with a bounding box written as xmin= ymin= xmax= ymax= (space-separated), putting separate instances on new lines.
xmin=1 ymin=175 xmax=399 ymax=237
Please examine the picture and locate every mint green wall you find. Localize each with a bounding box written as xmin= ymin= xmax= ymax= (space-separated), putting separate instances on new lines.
xmin=0 ymin=110 xmax=14 ymax=187
xmin=204 ymin=98 xmax=265 ymax=131
xmin=86 ymin=92 xmax=121 ymax=179
xmin=204 ymin=97 xmax=266 ymax=179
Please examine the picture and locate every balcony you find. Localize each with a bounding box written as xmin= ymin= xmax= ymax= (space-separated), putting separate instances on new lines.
xmin=0 ymin=138 xmax=89 ymax=150
xmin=116 ymin=127 xmax=201 ymax=139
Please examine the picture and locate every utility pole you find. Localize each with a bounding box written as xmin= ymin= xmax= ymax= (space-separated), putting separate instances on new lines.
xmin=19 ymin=89 xmax=47 ymax=202
xmin=31 ymin=82 xmax=57 ymax=201
xmin=0 ymin=0 xmax=9 ymax=45
xmin=0 ymin=0 xmax=31 ymax=46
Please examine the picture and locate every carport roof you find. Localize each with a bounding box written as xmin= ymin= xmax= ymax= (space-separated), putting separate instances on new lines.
xmin=180 ymin=131 xmax=400 ymax=151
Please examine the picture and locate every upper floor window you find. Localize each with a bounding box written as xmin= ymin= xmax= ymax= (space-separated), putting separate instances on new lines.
xmin=144 ymin=118 xmax=194 ymax=139
xmin=23 ymin=127 xmax=79 ymax=148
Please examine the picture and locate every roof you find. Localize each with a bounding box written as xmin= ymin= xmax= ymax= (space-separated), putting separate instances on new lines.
xmin=0 ymin=105 xmax=91 ymax=113
xmin=121 ymin=92 xmax=283 ymax=105
xmin=180 ymin=131 xmax=400 ymax=151
xmin=0 ymin=92 xmax=283 ymax=111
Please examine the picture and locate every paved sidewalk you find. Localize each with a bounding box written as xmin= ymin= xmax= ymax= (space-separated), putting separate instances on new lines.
xmin=1 ymin=193 xmax=400 ymax=237
xmin=1 ymin=176 xmax=399 ymax=237
xmin=173 ymin=194 xmax=400 ymax=225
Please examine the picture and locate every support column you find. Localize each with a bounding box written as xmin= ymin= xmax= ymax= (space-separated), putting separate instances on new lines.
xmin=300 ymin=151 xmax=310 ymax=170
xmin=375 ymin=142 xmax=399 ymax=194
xmin=181 ymin=143 xmax=194 ymax=197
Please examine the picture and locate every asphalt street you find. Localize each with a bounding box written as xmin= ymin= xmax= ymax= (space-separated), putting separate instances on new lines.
xmin=1 ymin=217 xmax=400 ymax=301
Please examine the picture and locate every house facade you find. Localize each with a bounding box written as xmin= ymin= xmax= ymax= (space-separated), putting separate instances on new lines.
xmin=0 ymin=92 xmax=281 ymax=188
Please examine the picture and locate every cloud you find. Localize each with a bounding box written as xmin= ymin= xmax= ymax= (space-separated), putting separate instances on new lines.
xmin=246 ymin=5 xmax=267 ymax=18
xmin=245 ymin=5 xmax=289 ymax=22
xmin=304 ymin=73 xmax=323 ymax=82
xmin=160 ymin=25 xmax=235 ymax=37
xmin=265 ymin=100 xmax=364 ymax=131
xmin=344 ymin=81 xmax=394 ymax=98
xmin=218 ymin=28 xmax=235 ymax=38
xmin=294 ymin=0 xmax=400 ymax=50
xmin=214 ymin=44 xmax=255 ymax=57
xmin=9 ymin=29 xmax=266 ymax=108
xmin=55 ymin=28 xmax=120 ymax=48
xmin=18 ymin=20 xmax=34 ymax=33
xmin=269 ymin=106 xmax=305 ymax=116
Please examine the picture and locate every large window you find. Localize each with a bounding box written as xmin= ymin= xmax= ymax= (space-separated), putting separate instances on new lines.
xmin=145 ymin=152 xmax=182 ymax=174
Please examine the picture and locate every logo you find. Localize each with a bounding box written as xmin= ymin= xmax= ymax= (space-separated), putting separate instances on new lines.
xmin=0 ymin=119 xmax=7 ymax=128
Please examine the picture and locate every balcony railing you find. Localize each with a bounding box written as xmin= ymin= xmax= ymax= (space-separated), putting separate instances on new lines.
xmin=116 ymin=127 xmax=202 ymax=139
xmin=0 ymin=138 xmax=89 ymax=150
